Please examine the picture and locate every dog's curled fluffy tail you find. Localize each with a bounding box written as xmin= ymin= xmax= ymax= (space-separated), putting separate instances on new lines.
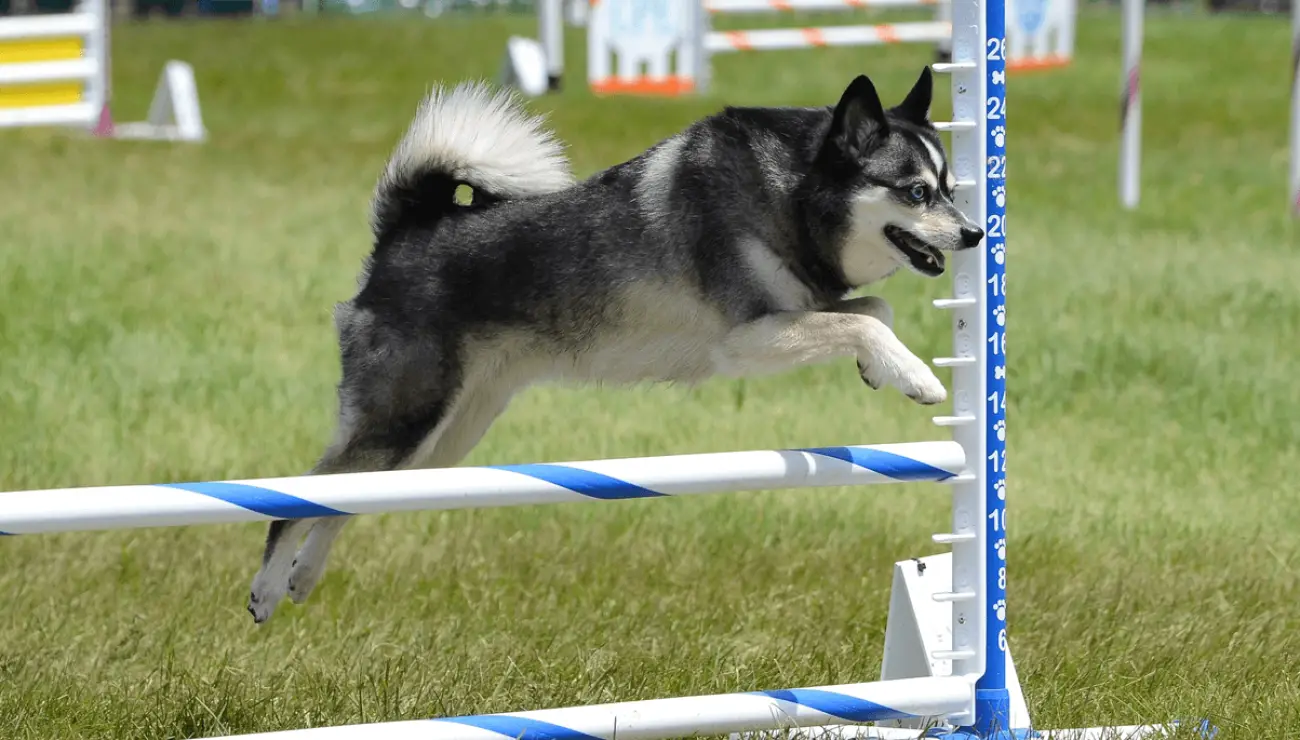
xmin=370 ymin=81 xmax=574 ymax=240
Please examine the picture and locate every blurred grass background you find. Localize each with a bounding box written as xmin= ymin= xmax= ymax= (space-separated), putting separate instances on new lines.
xmin=0 ymin=6 xmax=1297 ymax=739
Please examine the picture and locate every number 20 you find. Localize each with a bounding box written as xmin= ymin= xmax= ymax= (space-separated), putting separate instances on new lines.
xmin=987 ymin=38 xmax=1004 ymax=61
xmin=988 ymin=214 xmax=1004 ymax=238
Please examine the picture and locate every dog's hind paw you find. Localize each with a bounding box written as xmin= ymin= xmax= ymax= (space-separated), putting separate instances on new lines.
xmin=247 ymin=587 xmax=285 ymax=625
xmin=287 ymin=558 xmax=325 ymax=605
xmin=247 ymin=569 xmax=290 ymax=624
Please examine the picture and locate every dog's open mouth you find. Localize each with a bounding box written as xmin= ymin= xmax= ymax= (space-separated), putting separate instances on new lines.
xmin=884 ymin=226 xmax=944 ymax=277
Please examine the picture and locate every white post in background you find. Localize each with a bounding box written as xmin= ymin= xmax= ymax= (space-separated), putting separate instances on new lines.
xmin=566 ymin=0 xmax=589 ymax=26
xmin=87 ymin=0 xmax=109 ymax=133
xmin=1119 ymin=0 xmax=1142 ymax=209
xmin=691 ymin=0 xmax=708 ymax=94
xmin=935 ymin=0 xmax=952 ymax=64
xmin=1290 ymin=0 xmax=1298 ymax=216
xmin=539 ymin=0 xmax=564 ymax=91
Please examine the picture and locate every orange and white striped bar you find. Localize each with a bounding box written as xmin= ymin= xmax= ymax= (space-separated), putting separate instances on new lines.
xmin=705 ymin=21 xmax=949 ymax=53
xmin=706 ymin=0 xmax=937 ymax=12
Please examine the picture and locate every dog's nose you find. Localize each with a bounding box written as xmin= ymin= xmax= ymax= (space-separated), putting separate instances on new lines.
xmin=960 ymin=226 xmax=984 ymax=249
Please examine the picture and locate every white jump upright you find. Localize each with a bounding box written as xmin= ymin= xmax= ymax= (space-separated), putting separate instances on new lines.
xmin=1118 ymin=0 xmax=1142 ymax=210
xmin=538 ymin=0 xmax=565 ymax=91
xmin=1290 ymin=0 xmax=1299 ymax=216
xmin=0 ymin=0 xmax=205 ymax=142
xmin=3 ymin=1 xmax=1205 ymax=736
xmin=1123 ymin=0 xmax=1294 ymax=214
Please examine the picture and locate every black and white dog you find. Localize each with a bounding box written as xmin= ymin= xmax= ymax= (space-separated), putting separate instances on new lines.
xmin=246 ymin=68 xmax=984 ymax=623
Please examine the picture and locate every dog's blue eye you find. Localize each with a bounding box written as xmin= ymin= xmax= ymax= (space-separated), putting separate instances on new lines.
xmin=909 ymin=184 xmax=928 ymax=202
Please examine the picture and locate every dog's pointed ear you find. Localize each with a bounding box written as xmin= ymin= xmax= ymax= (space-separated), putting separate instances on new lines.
xmin=892 ymin=66 xmax=933 ymax=124
xmin=827 ymin=74 xmax=889 ymax=160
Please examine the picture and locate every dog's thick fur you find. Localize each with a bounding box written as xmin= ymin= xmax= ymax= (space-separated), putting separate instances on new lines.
xmin=246 ymin=69 xmax=984 ymax=623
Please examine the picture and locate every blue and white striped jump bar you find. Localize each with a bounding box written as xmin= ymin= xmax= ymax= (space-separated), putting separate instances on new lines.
xmin=202 ymin=676 xmax=971 ymax=740
xmin=0 ymin=442 xmax=964 ymax=536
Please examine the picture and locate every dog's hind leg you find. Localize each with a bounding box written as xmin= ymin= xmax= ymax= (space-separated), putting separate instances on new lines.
xmin=248 ymin=307 xmax=471 ymax=624
xmin=284 ymin=517 xmax=348 ymax=606
xmin=247 ymin=428 xmax=423 ymax=624
xmin=403 ymin=374 xmax=518 ymax=472
xmin=248 ymin=519 xmax=316 ymax=622
xmin=275 ymin=445 xmax=387 ymax=609
xmin=284 ymin=372 xmax=519 ymax=607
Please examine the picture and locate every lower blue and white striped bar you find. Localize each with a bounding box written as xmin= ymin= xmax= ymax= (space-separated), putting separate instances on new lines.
xmin=732 ymin=722 xmax=1212 ymax=739
xmin=203 ymin=676 xmax=971 ymax=740
xmin=0 ymin=442 xmax=964 ymax=535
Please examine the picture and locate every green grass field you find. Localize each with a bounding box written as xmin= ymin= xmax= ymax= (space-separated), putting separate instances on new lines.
xmin=1 ymin=5 xmax=1298 ymax=739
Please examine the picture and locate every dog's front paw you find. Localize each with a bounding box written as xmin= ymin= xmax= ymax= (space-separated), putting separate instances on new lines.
xmin=857 ymin=359 xmax=884 ymax=390
xmin=897 ymin=361 xmax=947 ymax=406
xmin=858 ymin=348 xmax=946 ymax=405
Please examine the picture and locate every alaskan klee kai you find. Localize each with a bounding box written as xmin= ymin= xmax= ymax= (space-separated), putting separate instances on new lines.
xmin=246 ymin=68 xmax=984 ymax=623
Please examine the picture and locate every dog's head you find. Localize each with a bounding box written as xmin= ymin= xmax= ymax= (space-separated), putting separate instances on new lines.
xmin=817 ymin=68 xmax=984 ymax=286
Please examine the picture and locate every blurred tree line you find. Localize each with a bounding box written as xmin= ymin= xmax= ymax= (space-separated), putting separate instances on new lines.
xmin=0 ymin=0 xmax=538 ymax=15
xmin=0 ymin=0 xmax=1287 ymax=21
xmin=0 ymin=0 xmax=260 ymax=15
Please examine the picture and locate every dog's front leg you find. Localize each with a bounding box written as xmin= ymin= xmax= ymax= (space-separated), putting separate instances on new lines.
xmin=713 ymin=308 xmax=946 ymax=405
xmin=825 ymin=296 xmax=907 ymax=391
xmin=828 ymin=295 xmax=894 ymax=329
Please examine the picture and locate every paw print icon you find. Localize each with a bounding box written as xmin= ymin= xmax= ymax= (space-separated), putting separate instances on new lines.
xmin=994 ymin=599 xmax=1006 ymax=621
xmin=992 ymin=126 xmax=1006 ymax=148
xmin=995 ymin=537 xmax=1006 ymax=561
xmin=993 ymin=305 xmax=1006 ymax=327
xmin=992 ymin=185 xmax=1006 ymax=208
xmin=994 ymin=479 xmax=1006 ymax=501
xmin=994 ymin=419 xmax=1006 ymax=441
xmin=991 ymin=243 xmax=1005 ymax=265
